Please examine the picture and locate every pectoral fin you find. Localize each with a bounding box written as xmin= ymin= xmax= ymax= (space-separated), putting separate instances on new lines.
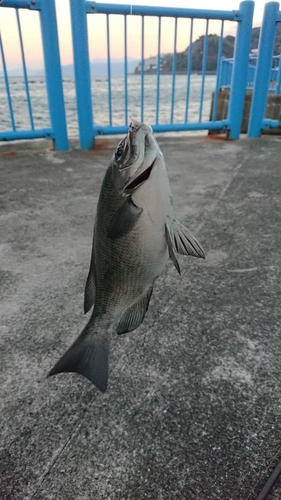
xmin=84 ymin=253 xmax=95 ymax=314
xmin=172 ymin=219 xmax=205 ymax=259
xmin=117 ymin=286 xmax=153 ymax=335
xmin=107 ymin=197 xmax=143 ymax=239
xmin=165 ymin=223 xmax=181 ymax=275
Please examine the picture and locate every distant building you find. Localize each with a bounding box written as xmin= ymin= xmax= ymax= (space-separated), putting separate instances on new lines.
xmin=134 ymin=56 xmax=162 ymax=74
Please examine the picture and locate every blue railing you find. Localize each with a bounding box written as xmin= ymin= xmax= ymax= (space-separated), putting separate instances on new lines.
xmin=1 ymin=0 xmax=279 ymax=149
xmin=219 ymin=55 xmax=281 ymax=94
xmin=70 ymin=0 xmax=254 ymax=148
xmin=248 ymin=1 xmax=281 ymax=136
xmin=0 ymin=0 xmax=68 ymax=150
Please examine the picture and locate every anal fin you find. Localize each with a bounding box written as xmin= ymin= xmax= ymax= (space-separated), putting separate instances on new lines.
xmin=117 ymin=286 xmax=153 ymax=335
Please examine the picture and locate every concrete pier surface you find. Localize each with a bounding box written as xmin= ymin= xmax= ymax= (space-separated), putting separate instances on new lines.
xmin=1 ymin=135 xmax=281 ymax=499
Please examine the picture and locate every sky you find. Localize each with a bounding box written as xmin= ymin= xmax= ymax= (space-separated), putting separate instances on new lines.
xmin=0 ymin=0 xmax=273 ymax=70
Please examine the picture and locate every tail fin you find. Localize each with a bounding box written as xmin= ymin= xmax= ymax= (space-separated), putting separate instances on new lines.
xmin=48 ymin=321 xmax=109 ymax=392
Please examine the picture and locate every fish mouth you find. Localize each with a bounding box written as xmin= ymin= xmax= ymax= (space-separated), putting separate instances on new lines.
xmin=124 ymin=157 xmax=157 ymax=193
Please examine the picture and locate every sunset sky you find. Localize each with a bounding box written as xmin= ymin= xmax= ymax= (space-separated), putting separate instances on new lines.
xmin=0 ymin=0 xmax=273 ymax=71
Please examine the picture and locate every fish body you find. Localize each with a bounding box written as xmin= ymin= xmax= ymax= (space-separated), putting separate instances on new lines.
xmin=92 ymin=131 xmax=172 ymax=321
xmin=49 ymin=121 xmax=205 ymax=392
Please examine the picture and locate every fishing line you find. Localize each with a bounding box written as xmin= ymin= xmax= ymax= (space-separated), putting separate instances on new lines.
xmin=127 ymin=5 xmax=133 ymax=122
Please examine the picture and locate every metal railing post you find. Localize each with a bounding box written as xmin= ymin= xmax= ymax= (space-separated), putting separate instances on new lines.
xmin=70 ymin=0 xmax=93 ymax=149
xmin=227 ymin=0 xmax=254 ymax=139
xmin=219 ymin=57 xmax=226 ymax=88
xmin=248 ymin=2 xmax=280 ymax=136
xmin=39 ymin=0 xmax=69 ymax=150
xmin=276 ymin=55 xmax=281 ymax=95
xmin=69 ymin=1 xmax=258 ymax=141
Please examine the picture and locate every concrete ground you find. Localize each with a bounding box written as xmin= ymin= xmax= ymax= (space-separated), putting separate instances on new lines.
xmin=0 ymin=134 xmax=281 ymax=500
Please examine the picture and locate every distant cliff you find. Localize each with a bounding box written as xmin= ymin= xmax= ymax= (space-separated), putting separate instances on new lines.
xmin=134 ymin=25 xmax=281 ymax=74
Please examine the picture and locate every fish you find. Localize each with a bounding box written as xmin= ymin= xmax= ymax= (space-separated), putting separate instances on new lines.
xmin=48 ymin=121 xmax=205 ymax=392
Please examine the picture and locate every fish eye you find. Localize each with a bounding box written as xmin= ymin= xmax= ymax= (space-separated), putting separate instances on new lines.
xmin=115 ymin=139 xmax=125 ymax=161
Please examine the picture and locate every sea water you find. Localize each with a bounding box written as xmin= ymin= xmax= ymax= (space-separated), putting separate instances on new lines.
xmin=0 ymin=74 xmax=217 ymax=137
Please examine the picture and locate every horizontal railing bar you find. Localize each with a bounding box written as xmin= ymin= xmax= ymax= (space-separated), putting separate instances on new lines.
xmin=0 ymin=0 xmax=41 ymax=10
xmin=222 ymin=85 xmax=280 ymax=92
xmin=152 ymin=121 xmax=229 ymax=132
xmin=93 ymin=121 xmax=229 ymax=136
xmin=262 ymin=118 xmax=279 ymax=128
xmin=88 ymin=2 xmax=240 ymax=21
xmin=222 ymin=55 xmax=280 ymax=63
xmin=0 ymin=129 xmax=53 ymax=141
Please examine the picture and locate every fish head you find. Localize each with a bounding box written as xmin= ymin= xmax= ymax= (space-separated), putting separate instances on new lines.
xmin=112 ymin=121 xmax=162 ymax=193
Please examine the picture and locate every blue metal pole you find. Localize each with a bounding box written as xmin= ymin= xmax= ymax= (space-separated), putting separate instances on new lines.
xmin=39 ymin=0 xmax=69 ymax=150
xmin=93 ymin=120 xmax=229 ymax=136
xmin=16 ymin=9 xmax=34 ymax=130
xmin=219 ymin=56 xmax=225 ymax=88
xmin=226 ymin=60 xmax=231 ymax=87
xmin=0 ymin=128 xmax=52 ymax=141
xmin=88 ymin=3 xmax=239 ymax=21
xmin=106 ymin=14 xmax=113 ymax=127
xmin=212 ymin=21 xmax=224 ymax=121
xmin=199 ymin=19 xmax=209 ymax=122
xmin=247 ymin=58 xmax=256 ymax=90
xmin=0 ymin=0 xmax=33 ymax=8
xmin=156 ymin=17 xmax=161 ymax=125
xmin=141 ymin=16 xmax=145 ymax=123
xmin=185 ymin=19 xmax=193 ymax=123
xmin=69 ymin=0 xmax=93 ymax=149
xmin=0 ymin=32 xmax=16 ymax=131
xmin=124 ymin=15 xmax=128 ymax=125
xmin=248 ymin=2 xmax=280 ymax=136
xmin=276 ymin=55 xmax=281 ymax=95
xmin=227 ymin=0 xmax=254 ymax=139
xmin=170 ymin=17 xmax=178 ymax=124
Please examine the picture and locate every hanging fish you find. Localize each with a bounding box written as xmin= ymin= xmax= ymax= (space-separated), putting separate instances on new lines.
xmin=48 ymin=121 xmax=205 ymax=392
